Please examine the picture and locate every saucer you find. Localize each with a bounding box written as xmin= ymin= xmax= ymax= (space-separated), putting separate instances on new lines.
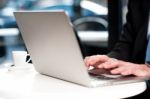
xmin=8 ymin=63 xmax=33 ymax=71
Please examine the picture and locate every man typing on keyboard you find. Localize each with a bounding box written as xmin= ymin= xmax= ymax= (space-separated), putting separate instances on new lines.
xmin=84 ymin=0 xmax=150 ymax=98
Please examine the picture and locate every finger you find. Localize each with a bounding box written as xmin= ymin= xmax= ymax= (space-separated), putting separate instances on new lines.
xmin=110 ymin=67 xmax=125 ymax=74
xmin=121 ymin=70 xmax=132 ymax=76
xmin=97 ymin=55 xmax=110 ymax=62
xmin=104 ymin=60 xmax=119 ymax=69
xmin=84 ymin=56 xmax=90 ymax=67
xmin=84 ymin=55 xmax=101 ymax=68
xmin=98 ymin=59 xmax=119 ymax=69
xmin=85 ymin=55 xmax=109 ymax=67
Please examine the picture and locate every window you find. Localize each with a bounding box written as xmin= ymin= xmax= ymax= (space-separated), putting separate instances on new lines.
xmin=0 ymin=0 xmax=108 ymax=65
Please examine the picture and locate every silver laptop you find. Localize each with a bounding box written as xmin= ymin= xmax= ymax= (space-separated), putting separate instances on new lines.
xmin=14 ymin=11 xmax=148 ymax=87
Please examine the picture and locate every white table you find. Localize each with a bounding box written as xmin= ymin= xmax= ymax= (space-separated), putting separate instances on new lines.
xmin=0 ymin=64 xmax=146 ymax=99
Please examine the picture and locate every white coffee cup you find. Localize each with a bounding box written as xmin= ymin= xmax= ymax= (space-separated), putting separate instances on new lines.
xmin=12 ymin=51 xmax=28 ymax=66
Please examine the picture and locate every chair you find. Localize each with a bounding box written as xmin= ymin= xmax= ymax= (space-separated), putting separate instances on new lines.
xmin=73 ymin=16 xmax=108 ymax=56
xmin=73 ymin=16 xmax=108 ymax=31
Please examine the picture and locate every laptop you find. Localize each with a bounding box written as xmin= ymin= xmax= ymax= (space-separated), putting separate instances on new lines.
xmin=14 ymin=11 xmax=149 ymax=87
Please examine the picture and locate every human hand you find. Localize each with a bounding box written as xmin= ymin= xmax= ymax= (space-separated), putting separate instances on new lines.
xmin=84 ymin=55 xmax=111 ymax=69
xmin=98 ymin=59 xmax=150 ymax=77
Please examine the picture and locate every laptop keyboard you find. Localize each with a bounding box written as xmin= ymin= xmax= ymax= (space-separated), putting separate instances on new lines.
xmin=90 ymin=74 xmax=122 ymax=80
xmin=88 ymin=69 xmax=146 ymax=87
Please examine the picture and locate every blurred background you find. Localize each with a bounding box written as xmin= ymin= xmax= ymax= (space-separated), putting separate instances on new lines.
xmin=0 ymin=0 xmax=128 ymax=66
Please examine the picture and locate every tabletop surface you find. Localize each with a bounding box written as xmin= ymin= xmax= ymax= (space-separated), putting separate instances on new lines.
xmin=0 ymin=64 xmax=147 ymax=99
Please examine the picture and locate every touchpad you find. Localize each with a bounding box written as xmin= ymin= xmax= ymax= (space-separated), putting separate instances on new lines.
xmin=88 ymin=69 xmax=122 ymax=78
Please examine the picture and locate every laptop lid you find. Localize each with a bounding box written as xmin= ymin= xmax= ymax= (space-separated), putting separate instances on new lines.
xmin=14 ymin=11 xmax=92 ymax=87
